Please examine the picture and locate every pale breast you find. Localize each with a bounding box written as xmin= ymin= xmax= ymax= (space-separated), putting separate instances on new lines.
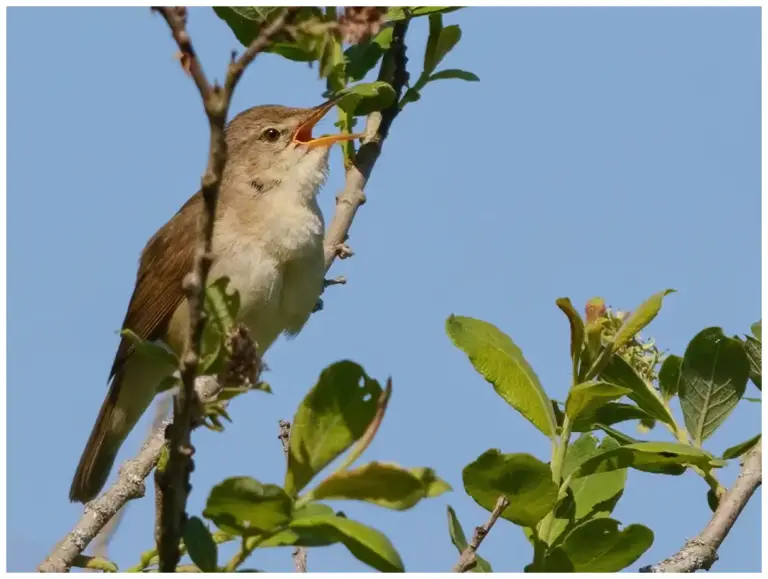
xmin=210 ymin=196 xmax=325 ymax=353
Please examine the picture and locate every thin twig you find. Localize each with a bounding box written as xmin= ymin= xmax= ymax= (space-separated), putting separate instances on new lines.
xmin=151 ymin=6 xmax=295 ymax=571
xmin=640 ymin=443 xmax=762 ymax=572
xmin=277 ymin=420 xmax=308 ymax=572
xmin=452 ymin=496 xmax=509 ymax=573
xmin=37 ymin=377 xmax=221 ymax=572
xmin=322 ymin=19 xmax=410 ymax=271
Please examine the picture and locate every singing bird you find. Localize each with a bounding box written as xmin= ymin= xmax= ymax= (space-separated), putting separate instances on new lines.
xmin=70 ymin=99 xmax=359 ymax=503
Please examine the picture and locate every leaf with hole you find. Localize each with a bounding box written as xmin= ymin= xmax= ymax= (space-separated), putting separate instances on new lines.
xmin=446 ymin=506 xmax=492 ymax=572
xmin=463 ymin=450 xmax=558 ymax=527
xmin=447 ymin=315 xmax=557 ymax=439
xmin=289 ymin=515 xmax=404 ymax=572
xmin=542 ymin=518 xmax=653 ymax=572
xmin=565 ymin=382 xmax=630 ymax=421
xmin=183 ymin=516 xmax=217 ymax=572
xmin=722 ymin=433 xmax=761 ymax=460
xmin=678 ymin=327 xmax=750 ymax=445
xmin=311 ymin=462 xmax=450 ymax=510
xmin=203 ymin=477 xmax=292 ymax=536
xmin=285 ymin=361 xmax=382 ymax=496
xmin=611 ymin=289 xmax=675 ymax=353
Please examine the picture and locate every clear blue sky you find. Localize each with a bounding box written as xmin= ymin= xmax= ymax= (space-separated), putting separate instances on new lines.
xmin=8 ymin=6 xmax=761 ymax=573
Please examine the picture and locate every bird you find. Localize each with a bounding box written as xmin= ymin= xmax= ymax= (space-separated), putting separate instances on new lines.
xmin=69 ymin=98 xmax=360 ymax=503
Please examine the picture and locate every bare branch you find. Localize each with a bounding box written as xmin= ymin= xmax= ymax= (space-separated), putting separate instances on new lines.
xmin=640 ymin=443 xmax=762 ymax=572
xmin=323 ymin=19 xmax=410 ymax=271
xmin=453 ymin=496 xmax=510 ymax=573
xmin=37 ymin=377 xmax=221 ymax=572
xmin=150 ymin=6 xmax=295 ymax=571
xmin=277 ymin=420 xmax=308 ymax=572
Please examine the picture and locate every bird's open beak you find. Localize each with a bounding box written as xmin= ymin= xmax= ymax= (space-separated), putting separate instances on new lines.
xmin=293 ymin=97 xmax=363 ymax=149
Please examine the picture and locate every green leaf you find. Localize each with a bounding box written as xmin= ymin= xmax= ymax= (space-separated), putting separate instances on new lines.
xmin=573 ymin=442 xmax=719 ymax=478
xmin=289 ymin=515 xmax=404 ymax=572
xmin=463 ymin=450 xmax=558 ymax=527
xmin=423 ymin=13 xmax=443 ymax=77
xmin=611 ymin=289 xmax=675 ymax=352
xmin=543 ymin=519 xmax=653 ymax=572
xmin=722 ymin=433 xmax=761 ymax=460
xmin=556 ymin=298 xmax=585 ymax=381
xmin=744 ymin=396 xmax=762 ymax=403
xmin=257 ymin=504 xmax=338 ymax=548
xmin=311 ymin=462 xmax=450 ymax=510
xmin=334 ymin=81 xmax=397 ymax=116
xmin=446 ymin=315 xmax=557 ymax=439
xmin=387 ymin=6 xmax=461 ymax=21
xmin=751 ymin=319 xmax=762 ymax=341
xmin=428 ymin=25 xmax=461 ymax=74
xmin=205 ymin=276 xmax=240 ymax=335
xmin=658 ymin=354 xmax=682 ymax=401
xmin=213 ymin=7 xmax=322 ymax=61
xmin=119 ymin=329 xmax=178 ymax=368
xmin=599 ymin=355 xmax=676 ymax=429
xmin=446 ymin=506 xmax=492 ymax=572
xmin=547 ymin=436 xmax=626 ymax=545
xmin=572 ymin=402 xmax=655 ymax=433
xmin=428 ymin=68 xmax=480 ymax=82
xmin=285 ymin=361 xmax=382 ymax=496
xmin=183 ymin=516 xmax=217 ymax=573
xmin=743 ymin=336 xmax=762 ymax=390
xmin=343 ymin=27 xmax=393 ymax=82
xmin=594 ymin=424 xmax=639 ymax=446
xmin=565 ymin=381 xmax=630 ymax=421
xmin=203 ymin=477 xmax=292 ymax=536
xmin=678 ymin=327 xmax=750 ymax=445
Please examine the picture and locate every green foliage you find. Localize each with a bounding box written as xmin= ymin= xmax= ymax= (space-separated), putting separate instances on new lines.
xmin=538 ymin=519 xmax=654 ymax=572
xmin=334 ymin=81 xmax=397 ymax=116
xmin=203 ymin=477 xmax=293 ymax=536
xmin=446 ymin=293 xmax=757 ymax=572
xmin=446 ymin=506 xmax=493 ymax=572
xmin=183 ymin=517 xmax=218 ymax=572
xmin=284 ymin=360 xmax=382 ymax=496
xmin=463 ymin=450 xmax=558 ymax=527
xmin=446 ymin=315 xmax=557 ymax=439
xmin=311 ymin=462 xmax=450 ymax=510
xmin=678 ymin=327 xmax=750 ymax=445
xmin=722 ymin=433 xmax=761 ymax=460
xmin=119 ymin=329 xmax=178 ymax=368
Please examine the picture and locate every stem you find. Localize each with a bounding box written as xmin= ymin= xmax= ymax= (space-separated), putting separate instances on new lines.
xmin=538 ymin=415 xmax=573 ymax=544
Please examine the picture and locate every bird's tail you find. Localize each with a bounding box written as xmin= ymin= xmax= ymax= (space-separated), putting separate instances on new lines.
xmin=69 ymin=361 xmax=159 ymax=503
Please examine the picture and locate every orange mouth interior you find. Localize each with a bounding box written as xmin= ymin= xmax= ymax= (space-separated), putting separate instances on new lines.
xmin=293 ymin=99 xmax=364 ymax=149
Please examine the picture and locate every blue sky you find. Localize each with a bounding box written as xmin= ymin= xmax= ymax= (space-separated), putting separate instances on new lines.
xmin=7 ymin=6 xmax=761 ymax=573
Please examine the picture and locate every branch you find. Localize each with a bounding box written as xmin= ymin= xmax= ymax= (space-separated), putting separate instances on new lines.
xmin=278 ymin=420 xmax=308 ymax=572
xmin=323 ymin=19 xmax=410 ymax=271
xmin=452 ymin=496 xmax=509 ymax=573
xmin=37 ymin=377 xmax=221 ymax=572
xmin=151 ymin=6 xmax=295 ymax=571
xmin=640 ymin=443 xmax=762 ymax=572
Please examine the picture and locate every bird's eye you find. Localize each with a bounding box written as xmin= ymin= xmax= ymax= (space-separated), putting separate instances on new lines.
xmin=262 ymin=128 xmax=281 ymax=142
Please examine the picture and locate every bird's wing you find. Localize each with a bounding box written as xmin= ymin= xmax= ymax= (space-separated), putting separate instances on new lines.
xmin=108 ymin=192 xmax=201 ymax=381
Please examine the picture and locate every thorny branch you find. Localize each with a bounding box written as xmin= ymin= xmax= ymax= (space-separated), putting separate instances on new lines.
xmin=452 ymin=496 xmax=509 ymax=573
xmin=640 ymin=443 xmax=762 ymax=573
xmin=150 ymin=6 xmax=296 ymax=572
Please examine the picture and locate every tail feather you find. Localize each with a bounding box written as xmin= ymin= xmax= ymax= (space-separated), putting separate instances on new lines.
xmin=69 ymin=373 xmax=125 ymax=503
